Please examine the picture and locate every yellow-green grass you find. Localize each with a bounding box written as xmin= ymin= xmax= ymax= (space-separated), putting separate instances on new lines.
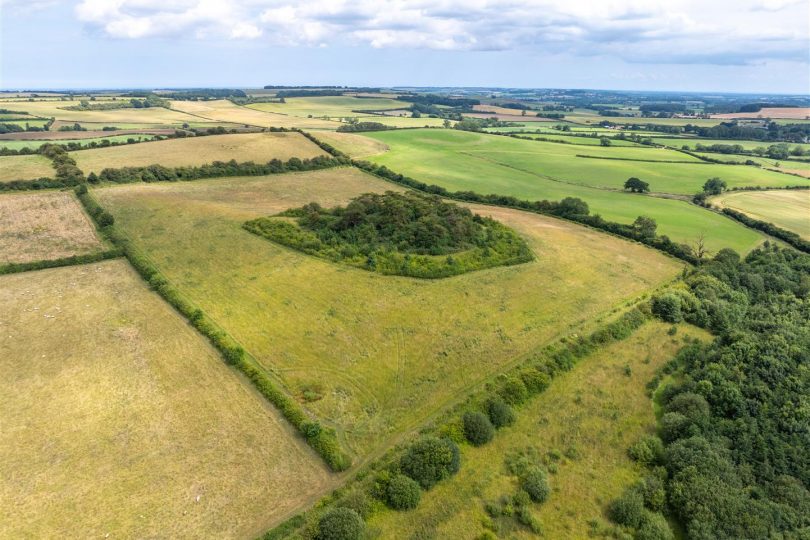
xmin=367 ymin=321 xmax=711 ymax=539
xmin=96 ymin=168 xmax=681 ymax=456
xmin=0 ymin=154 xmax=53 ymax=181
xmin=651 ymin=137 xmax=810 ymax=152
xmin=0 ymin=191 xmax=105 ymax=264
xmin=363 ymin=129 xmax=769 ymax=253
xmin=9 ymin=99 xmax=203 ymax=125
xmin=711 ymin=189 xmax=810 ymax=239
xmin=0 ymin=134 xmax=157 ymax=151
xmin=350 ymin=116 xmax=452 ymax=128
xmin=565 ymin=114 xmax=723 ymax=127
xmin=170 ymin=99 xmax=339 ymax=129
xmin=73 ymin=131 xmax=326 ymax=173
xmin=314 ymin=131 xmax=390 ymax=158
xmin=0 ymin=260 xmax=331 ymax=539
xmin=515 ymin=133 xmax=645 ymax=147
xmin=247 ymin=96 xmax=404 ymax=119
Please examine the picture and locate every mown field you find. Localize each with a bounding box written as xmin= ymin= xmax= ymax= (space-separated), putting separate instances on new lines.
xmin=0 ymin=192 xmax=104 ymax=264
xmin=711 ymin=189 xmax=810 ymax=239
xmin=366 ymin=321 xmax=710 ymax=539
xmin=363 ymin=129 xmax=768 ymax=253
xmin=0 ymin=260 xmax=331 ymax=539
xmin=314 ymin=131 xmax=390 ymax=158
xmin=73 ymin=131 xmax=325 ymax=173
xmin=0 ymin=154 xmax=54 ymax=181
xmin=169 ymin=99 xmax=339 ymax=129
xmin=96 ymin=167 xmax=681 ymax=455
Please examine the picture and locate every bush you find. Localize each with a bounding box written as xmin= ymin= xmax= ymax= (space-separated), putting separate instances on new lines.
xmin=638 ymin=475 xmax=666 ymax=512
xmin=97 ymin=211 xmax=115 ymax=227
xmin=498 ymin=376 xmax=529 ymax=405
xmin=660 ymin=412 xmax=695 ymax=443
xmin=651 ymin=294 xmax=683 ymax=323
xmin=520 ymin=468 xmax=550 ymax=503
xmin=608 ymin=489 xmax=645 ymax=528
xmin=401 ymin=437 xmax=460 ymax=490
xmin=628 ymin=436 xmax=665 ymax=466
xmin=385 ymin=473 xmax=421 ymax=510
xmin=519 ymin=368 xmax=551 ymax=394
xmin=635 ymin=510 xmax=674 ymax=540
xmin=463 ymin=411 xmax=495 ymax=446
xmin=316 ymin=507 xmax=364 ymax=540
xmin=335 ymin=489 xmax=373 ymax=519
xmin=486 ymin=397 xmax=516 ymax=428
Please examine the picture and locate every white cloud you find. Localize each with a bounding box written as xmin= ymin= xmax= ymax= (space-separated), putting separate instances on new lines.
xmin=70 ymin=0 xmax=809 ymax=65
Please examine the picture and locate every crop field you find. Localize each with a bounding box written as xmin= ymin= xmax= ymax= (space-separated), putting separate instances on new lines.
xmin=0 ymin=260 xmax=331 ymax=539
xmin=314 ymin=131 xmax=389 ymax=157
xmin=363 ymin=129 xmax=769 ymax=252
xmin=0 ymin=128 xmax=173 ymax=141
xmin=711 ymin=107 xmax=810 ymax=119
xmin=366 ymin=321 xmax=711 ymax=539
xmin=3 ymin=99 xmax=203 ymax=125
xmin=0 ymin=134 xmax=157 ymax=151
xmin=0 ymin=154 xmax=54 ymax=181
xmin=0 ymin=192 xmax=104 ymax=264
xmin=711 ymin=189 xmax=810 ymax=239
xmin=73 ymin=131 xmax=326 ymax=173
xmin=170 ymin=99 xmax=339 ymax=129
xmin=96 ymin=167 xmax=681 ymax=455
xmin=247 ymin=96 xmax=404 ymax=118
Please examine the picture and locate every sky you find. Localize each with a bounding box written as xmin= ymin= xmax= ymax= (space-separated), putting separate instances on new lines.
xmin=1 ymin=0 xmax=809 ymax=93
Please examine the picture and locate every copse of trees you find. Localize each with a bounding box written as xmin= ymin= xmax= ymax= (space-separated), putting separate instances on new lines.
xmin=336 ymin=121 xmax=394 ymax=132
xmin=702 ymin=177 xmax=727 ymax=195
xmin=624 ymin=177 xmax=650 ymax=193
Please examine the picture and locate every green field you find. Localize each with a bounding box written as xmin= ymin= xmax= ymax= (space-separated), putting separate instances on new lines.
xmin=367 ymin=321 xmax=710 ymax=538
xmin=0 ymin=260 xmax=331 ymax=538
xmin=96 ymin=167 xmax=681 ymax=455
xmin=247 ymin=96 xmax=405 ymax=118
xmin=513 ymin=133 xmax=645 ymax=147
xmin=711 ymin=189 xmax=810 ymax=239
xmin=0 ymin=154 xmax=54 ymax=181
xmin=650 ymin=137 xmax=810 ymax=152
xmin=363 ymin=129 xmax=768 ymax=253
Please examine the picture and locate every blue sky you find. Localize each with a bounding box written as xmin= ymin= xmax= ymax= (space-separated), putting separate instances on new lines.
xmin=1 ymin=0 xmax=808 ymax=93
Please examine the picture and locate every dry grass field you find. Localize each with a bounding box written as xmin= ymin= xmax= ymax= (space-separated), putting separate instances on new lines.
xmin=73 ymin=131 xmax=326 ymax=173
xmin=169 ymin=99 xmax=339 ymax=129
xmin=0 ymin=260 xmax=332 ymax=539
xmin=711 ymin=189 xmax=810 ymax=239
xmin=0 ymin=154 xmax=54 ymax=181
xmin=3 ymin=99 xmax=202 ymax=124
xmin=0 ymin=192 xmax=104 ymax=264
xmin=711 ymin=107 xmax=810 ymax=119
xmin=0 ymin=128 xmax=174 ymax=141
xmin=315 ymin=131 xmax=390 ymax=157
xmin=96 ymin=168 xmax=682 ymax=456
xmin=367 ymin=321 xmax=711 ymax=539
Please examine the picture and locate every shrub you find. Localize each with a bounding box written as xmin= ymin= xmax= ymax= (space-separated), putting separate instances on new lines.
xmin=608 ymin=489 xmax=645 ymax=528
xmin=400 ymin=437 xmax=460 ymax=490
xmin=651 ymin=294 xmax=683 ymax=323
xmin=486 ymin=397 xmax=515 ymax=428
xmin=385 ymin=473 xmax=421 ymax=510
xmin=315 ymin=507 xmax=364 ymax=540
xmin=336 ymin=489 xmax=374 ymax=519
xmin=498 ymin=376 xmax=529 ymax=405
xmin=638 ymin=475 xmax=666 ymax=512
xmin=520 ymin=468 xmax=550 ymax=503
xmin=97 ymin=211 xmax=115 ymax=227
xmin=628 ymin=436 xmax=665 ymax=466
xmin=463 ymin=411 xmax=495 ymax=446
xmin=519 ymin=368 xmax=551 ymax=394
xmin=635 ymin=510 xmax=674 ymax=540
xmin=660 ymin=412 xmax=696 ymax=443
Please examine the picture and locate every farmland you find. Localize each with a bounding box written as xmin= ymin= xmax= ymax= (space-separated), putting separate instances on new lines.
xmin=711 ymin=189 xmax=810 ymax=239
xmin=72 ymin=131 xmax=326 ymax=173
xmin=0 ymin=192 xmax=104 ymax=264
xmin=367 ymin=321 xmax=710 ymax=539
xmin=169 ymin=99 xmax=339 ymax=129
xmin=0 ymin=154 xmax=54 ymax=181
xmin=247 ymin=95 xmax=404 ymax=118
xmin=0 ymin=134 xmax=157 ymax=151
xmin=96 ymin=167 xmax=681 ymax=454
xmin=0 ymin=260 xmax=331 ymax=539
xmin=363 ymin=129 xmax=769 ymax=253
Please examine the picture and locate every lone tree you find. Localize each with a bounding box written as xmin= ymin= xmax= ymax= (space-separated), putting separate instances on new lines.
xmin=600 ymin=136 xmax=612 ymax=147
xmin=633 ymin=216 xmax=657 ymax=239
xmin=624 ymin=177 xmax=650 ymax=193
xmin=702 ymin=177 xmax=727 ymax=195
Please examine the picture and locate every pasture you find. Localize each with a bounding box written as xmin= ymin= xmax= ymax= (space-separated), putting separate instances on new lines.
xmin=314 ymin=131 xmax=389 ymax=158
xmin=650 ymin=137 xmax=810 ymax=152
xmin=96 ymin=167 xmax=681 ymax=455
xmin=0 ymin=260 xmax=331 ymax=539
xmin=73 ymin=131 xmax=326 ymax=173
xmin=366 ymin=321 xmax=710 ymax=539
xmin=363 ymin=129 xmax=768 ymax=253
xmin=0 ymin=192 xmax=104 ymax=264
xmin=711 ymin=189 xmax=810 ymax=239
xmin=0 ymin=154 xmax=54 ymax=181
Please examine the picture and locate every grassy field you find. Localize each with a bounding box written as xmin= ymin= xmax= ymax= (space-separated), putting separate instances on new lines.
xmin=515 ymin=133 xmax=645 ymax=147
xmin=4 ymin=99 xmax=202 ymax=125
xmin=0 ymin=260 xmax=332 ymax=539
xmin=0 ymin=134 xmax=157 ymax=151
xmin=0 ymin=154 xmax=54 ymax=181
xmin=650 ymin=137 xmax=810 ymax=152
xmin=366 ymin=321 xmax=711 ymax=539
xmin=564 ymin=114 xmax=723 ymax=127
xmin=363 ymin=129 xmax=768 ymax=253
xmin=73 ymin=131 xmax=326 ymax=173
xmin=96 ymin=167 xmax=681 ymax=456
xmin=314 ymin=131 xmax=389 ymax=157
xmin=711 ymin=189 xmax=810 ymax=239
xmin=247 ymin=96 xmax=404 ymax=118
xmin=0 ymin=192 xmax=105 ymax=264
xmin=170 ymin=100 xmax=339 ymax=129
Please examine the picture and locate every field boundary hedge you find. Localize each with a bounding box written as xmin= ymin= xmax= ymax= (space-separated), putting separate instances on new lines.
xmin=0 ymin=248 xmax=123 ymax=276
xmin=74 ymin=187 xmax=351 ymax=472
xmin=720 ymin=207 xmax=810 ymax=253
